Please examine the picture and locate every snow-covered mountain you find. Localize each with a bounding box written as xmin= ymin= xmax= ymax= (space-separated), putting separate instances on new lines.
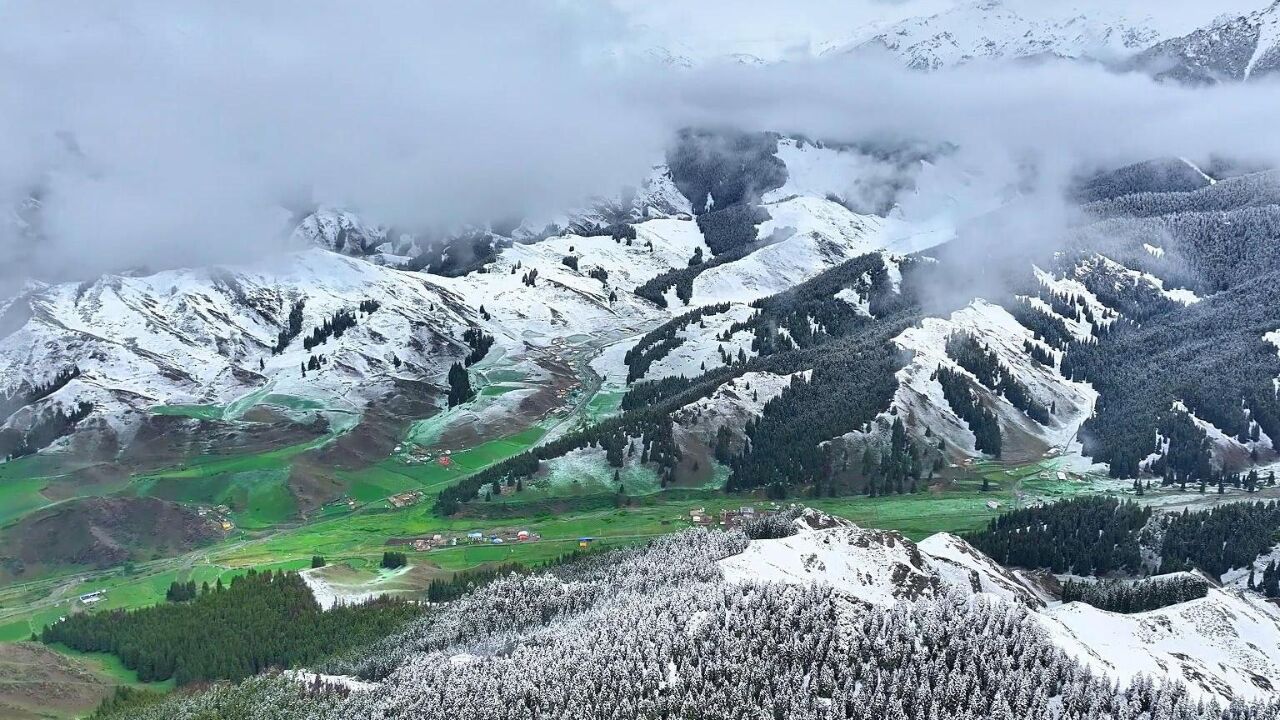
xmin=836 ymin=0 xmax=1170 ymax=70
xmin=720 ymin=513 xmax=1280 ymax=704
xmin=0 ymin=137 xmax=963 ymax=462
xmin=607 ymin=0 xmax=1267 ymax=73
xmin=719 ymin=513 xmax=1045 ymax=607
xmin=1128 ymin=0 xmax=1280 ymax=83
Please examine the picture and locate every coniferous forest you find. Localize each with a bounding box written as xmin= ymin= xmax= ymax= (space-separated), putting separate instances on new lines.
xmin=41 ymin=570 xmax=420 ymax=685
xmin=967 ymin=496 xmax=1280 ymax=580
xmin=88 ymin=530 xmax=1280 ymax=720
xmin=1059 ymin=574 xmax=1208 ymax=613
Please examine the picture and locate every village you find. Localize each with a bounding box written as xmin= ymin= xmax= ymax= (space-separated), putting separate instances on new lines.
xmin=388 ymin=527 xmax=547 ymax=552
xmin=195 ymin=504 xmax=235 ymax=532
xmin=685 ymin=504 xmax=784 ymax=528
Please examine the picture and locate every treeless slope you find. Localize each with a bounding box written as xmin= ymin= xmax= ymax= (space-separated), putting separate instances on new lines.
xmin=0 ymin=496 xmax=222 ymax=575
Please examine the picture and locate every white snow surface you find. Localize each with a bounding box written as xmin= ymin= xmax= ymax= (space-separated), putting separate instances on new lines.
xmin=1038 ymin=587 xmax=1280 ymax=703
xmin=890 ymin=299 xmax=1097 ymax=458
xmin=718 ymin=520 xmax=1042 ymax=608
xmin=834 ymin=0 xmax=1227 ymax=70
xmin=1245 ymin=1 xmax=1280 ymax=79
xmin=641 ymin=305 xmax=757 ymax=383
xmin=719 ymin=514 xmax=1280 ymax=704
xmin=672 ymin=370 xmax=809 ymax=449
xmin=0 ymin=249 xmax=477 ymax=445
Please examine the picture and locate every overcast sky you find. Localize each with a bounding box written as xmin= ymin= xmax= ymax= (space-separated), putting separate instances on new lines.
xmin=2 ymin=0 xmax=1277 ymax=289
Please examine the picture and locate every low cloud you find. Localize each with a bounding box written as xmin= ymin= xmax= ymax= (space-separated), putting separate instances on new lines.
xmin=3 ymin=1 xmax=1278 ymax=293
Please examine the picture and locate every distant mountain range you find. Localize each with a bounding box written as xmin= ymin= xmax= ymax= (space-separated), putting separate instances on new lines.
xmin=622 ymin=0 xmax=1280 ymax=83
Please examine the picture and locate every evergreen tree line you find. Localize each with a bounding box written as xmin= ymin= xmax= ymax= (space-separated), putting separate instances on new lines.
xmin=633 ymin=236 xmax=763 ymax=307
xmin=1084 ymin=168 xmax=1280 ymax=222
xmin=426 ymin=562 xmax=528 ymax=603
xmin=619 ymin=367 xmax=735 ymax=413
xmin=446 ymin=363 xmax=473 ymax=408
xmin=1075 ymin=256 xmax=1183 ymax=322
xmin=1006 ymin=298 xmax=1075 ymax=351
xmin=1160 ymin=500 xmax=1280 ymax=577
xmin=1060 ymin=574 xmax=1208 ymax=613
xmin=945 ymin=332 xmax=1049 ymax=424
xmin=41 ymin=570 xmax=421 ymax=685
xmin=303 ymin=308 xmax=359 ymax=351
xmin=1072 ymin=157 xmax=1213 ymax=204
xmin=165 ymin=580 xmax=199 ymax=602
xmin=381 ymin=551 xmax=408 ymax=569
xmin=2 ymin=400 xmax=94 ymax=460
xmin=433 ymin=409 xmax=680 ymax=515
xmin=1023 ymin=339 xmax=1055 ymax=366
xmin=966 ymin=497 xmax=1150 ymax=575
xmin=0 ymin=365 xmax=80 ymax=421
xmin=1257 ymin=560 xmax=1280 ymax=598
xmin=461 ymin=327 xmax=493 ymax=367
xmin=732 ymin=254 xmax=909 ymax=357
xmin=935 ymin=367 xmax=1001 ymax=458
xmin=1059 ymin=272 xmax=1280 ymax=479
xmin=1056 ymin=173 xmax=1280 ymax=478
xmin=726 ymin=339 xmax=907 ymax=491
xmin=622 ymin=303 xmax=731 ymax=382
xmin=969 ymin=496 xmax=1280 ymax=581
xmin=272 ymin=299 xmax=306 ymax=354
xmin=569 ymin=222 xmax=635 ymax=241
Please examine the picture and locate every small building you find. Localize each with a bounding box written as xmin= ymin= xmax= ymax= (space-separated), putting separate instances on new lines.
xmin=1057 ymin=471 xmax=1067 ymax=481
xmin=467 ymin=532 xmax=483 ymax=541
xmin=79 ymin=591 xmax=105 ymax=605
xmin=986 ymin=500 xmax=1000 ymax=510
xmin=578 ymin=537 xmax=594 ymax=549
xmin=491 ymin=537 xmax=504 ymax=545
xmin=517 ymin=530 xmax=530 ymax=541
xmin=412 ymin=539 xmax=431 ymax=551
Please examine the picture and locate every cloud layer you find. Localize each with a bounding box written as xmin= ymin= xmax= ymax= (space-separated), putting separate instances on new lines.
xmin=3 ymin=0 xmax=1279 ymax=289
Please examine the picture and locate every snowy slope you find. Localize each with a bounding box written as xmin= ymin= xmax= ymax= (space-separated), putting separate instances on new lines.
xmin=441 ymin=217 xmax=704 ymax=344
xmin=1039 ymin=587 xmax=1280 ymax=702
xmin=1131 ymin=1 xmax=1280 ymax=83
xmin=512 ymin=164 xmax=693 ymax=240
xmin=916 ymin=531 xmax=1047 ymax=607
xmin=720 ymin=516 xmax=1280 ymax=704
xmin=672 ymin=370 xmax=810 ymax=452
xmin=890 ymin=299 xmax=1098 ymax=459
xmin=640 ymin=305 xmax=757 ymax=383
xmin=690 ymin=197 xmax=889 ymax=306
xmin=0 ymin=250 xmax=478 ymax=448
xmin=837 ymin=0 xmax=1177 ymax=70
xmin=0 ymin=211 xmax=711 ymax=454
xmin=719 ymin=519 xmax=1042 ymax=608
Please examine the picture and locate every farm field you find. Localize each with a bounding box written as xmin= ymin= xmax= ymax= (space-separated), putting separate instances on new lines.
xmin=0 ymin=454 xmax=1118 ymax=644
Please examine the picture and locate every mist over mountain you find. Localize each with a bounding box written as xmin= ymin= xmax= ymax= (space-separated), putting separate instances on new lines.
xmin=4 ymin=3 xmax=1280 ymax=720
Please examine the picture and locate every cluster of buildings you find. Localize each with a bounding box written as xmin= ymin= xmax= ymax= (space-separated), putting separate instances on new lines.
xmin=196 ymin=504 xmax=235 ymax=531
xmin=394 ymin=444 xmax=457 ymax=467
xmin=687 ymin=505 xmax=777 ymax=528
xmin=397 ymin=528 xmax=539 ymax=552
xmin=388 ymin=491 xmax=424 ymax=509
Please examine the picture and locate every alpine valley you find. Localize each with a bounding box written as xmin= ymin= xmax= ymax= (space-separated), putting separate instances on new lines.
xmin=4 ymin=2 xmax=1280 ymax=719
